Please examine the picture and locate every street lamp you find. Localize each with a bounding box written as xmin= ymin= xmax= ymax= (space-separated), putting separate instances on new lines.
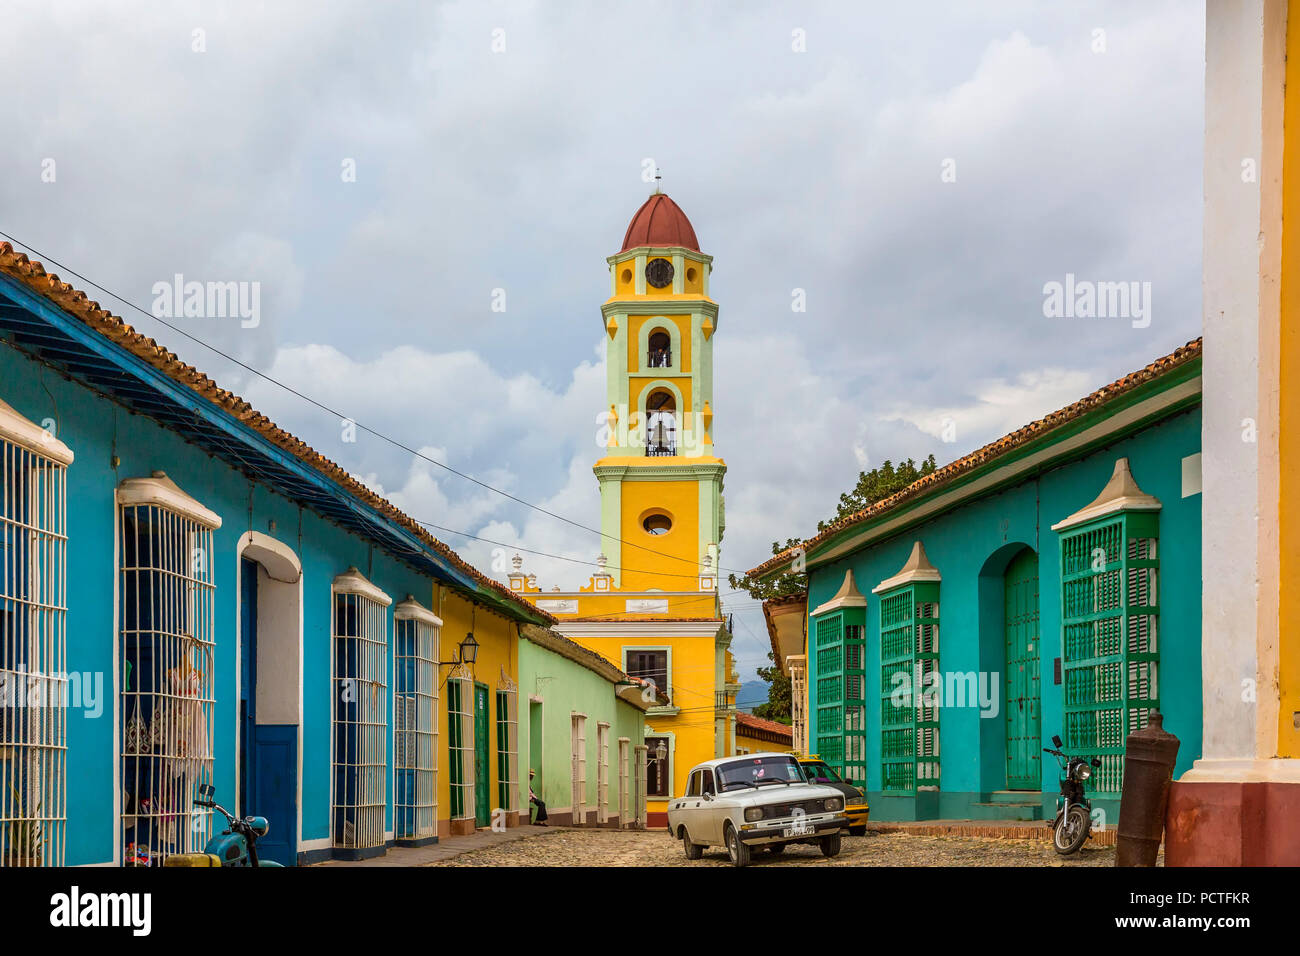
xmin=458 ymin=633 xmax=479 ymax=664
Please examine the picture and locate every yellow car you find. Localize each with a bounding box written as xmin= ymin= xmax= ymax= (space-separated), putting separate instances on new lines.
xmin=796 ymin=755 xmax=869 ymax=835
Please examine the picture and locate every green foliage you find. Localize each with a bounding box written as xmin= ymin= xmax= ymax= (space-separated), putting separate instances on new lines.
xmin=751 ymin=651 xmax=792 ymax=724
xmin=728 ymin=456 xmax=939 ymax=601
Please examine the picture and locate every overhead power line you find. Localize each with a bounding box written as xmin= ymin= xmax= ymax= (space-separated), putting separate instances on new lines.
xmin=0 ymin=228 xmax=752 ymax=574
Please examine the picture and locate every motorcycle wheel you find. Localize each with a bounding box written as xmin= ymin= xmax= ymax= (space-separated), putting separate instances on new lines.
xmin=1053 ymin=805 xmax=1091 ymax=855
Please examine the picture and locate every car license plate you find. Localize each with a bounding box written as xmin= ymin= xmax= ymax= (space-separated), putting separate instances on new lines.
xmin=782 ymin=822 xmax=814 ymax=837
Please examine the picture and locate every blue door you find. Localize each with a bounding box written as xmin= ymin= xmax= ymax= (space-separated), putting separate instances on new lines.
xmin=240 ymin=558 xmax=298 ymax=865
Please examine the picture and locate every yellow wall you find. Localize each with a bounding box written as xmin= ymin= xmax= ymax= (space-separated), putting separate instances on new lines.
xmin=618 ymin=477 xmax=700 ymax=592
xmin=628 ymin=313 xmax=692 ymax=374
xmin=432 ymin=584 xmax=521 ymax=830
xmin=1278 ymin=5 xmax=1300 ymax=757
xmin=735 ymin=732 xmax=793 ymax=755
xmin=575 ymin=632 xmax=723 ymax=807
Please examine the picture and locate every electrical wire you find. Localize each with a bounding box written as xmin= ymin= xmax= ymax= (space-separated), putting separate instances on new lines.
xmin=0 ymin=227 xmax=751 ymax=575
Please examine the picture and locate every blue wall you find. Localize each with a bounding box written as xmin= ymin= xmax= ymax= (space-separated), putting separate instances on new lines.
xmin=2 ymin=343 xmax=432 ymax=864
xmin=806 ymin=409 xmax=1202 ymax=819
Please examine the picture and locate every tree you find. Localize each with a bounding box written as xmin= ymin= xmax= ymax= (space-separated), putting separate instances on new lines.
xmin=751 ymin=651 xmax=792 ymax=724
xmin=728 ymin=456 xmax=939 ymax=601
xmin=821 ymin=455 xmax=938 ymax=531
xmin=730 ymin=455 xmax=941 ymax=721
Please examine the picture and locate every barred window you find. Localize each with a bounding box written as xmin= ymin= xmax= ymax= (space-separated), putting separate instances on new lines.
xmin=495 ymin=680 xmax=518 ymax=815
xmin=596 ymin=721 xmax=611 ymax=824
xmin=331 ymin=569 xmax=390 ymax=851
xmin=447 ymin=670 xmax=474 ymax=821
xmin=117 ymin=472 xmax=219 ymax=867
xmin=393 ymin=598 xmax=439 ymax=843
xmin=633 ymin=743 xmax=648 ymax=826
xmin=617 ymin=737 xmax=630 ymax=826
xmin=0 ymin=403 xmax=71 ymax=867
xmin=570 ymin=712 xmax=587 ymax=824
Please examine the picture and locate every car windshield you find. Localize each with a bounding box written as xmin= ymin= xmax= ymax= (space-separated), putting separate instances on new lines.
xmin=801 ymin=761 xmax=842 ymax=784
xmin=716 ymin=756 xmax=804 ymax=791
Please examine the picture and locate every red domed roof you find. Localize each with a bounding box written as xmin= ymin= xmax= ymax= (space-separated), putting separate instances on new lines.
xmin=621 ymin=193 xmax=699 ymax=252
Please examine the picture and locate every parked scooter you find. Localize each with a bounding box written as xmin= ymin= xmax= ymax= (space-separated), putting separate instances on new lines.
xmin=1043 ymin=734 xmax=1103 ymax=855
xmin=162 ymin=784 xmax=284 ymax=867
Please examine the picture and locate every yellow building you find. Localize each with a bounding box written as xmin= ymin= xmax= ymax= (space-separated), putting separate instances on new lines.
xmin=512 ymin=191 xmax=737 ymax=825
xmin=735 ymin=713 xmax=795 ymax=755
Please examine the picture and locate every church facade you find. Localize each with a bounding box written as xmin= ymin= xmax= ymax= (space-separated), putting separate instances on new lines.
xmin=510 ymin=192 xmax=738 ymax=826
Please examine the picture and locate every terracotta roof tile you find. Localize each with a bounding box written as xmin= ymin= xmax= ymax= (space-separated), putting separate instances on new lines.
xmin=0 ymin=242 xmax=553 ymax=625
xmin=747 ymin=338 xmax=1203 ymax=579
xmin=735 ymin=711 xmax=793 ymax=742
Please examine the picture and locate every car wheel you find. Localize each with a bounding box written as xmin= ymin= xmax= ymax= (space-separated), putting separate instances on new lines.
xmin=725 ymin=824 xmax=751 ymax=868
xmin=848 ymin=825 xmax=866 ymax=837
xmin=820 ymin=833 xmax=842 ymax=858
xmin=681 ymin=829 xmax=704 ymax=860
xmin=767 ymin=843 xmax=786 ymax=855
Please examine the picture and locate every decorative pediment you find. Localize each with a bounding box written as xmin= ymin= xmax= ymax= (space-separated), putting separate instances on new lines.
xmin=1050 ymin=457 xmax=1162 ymax=532
xmin=872 ymin=541 xmax=941 ymax=594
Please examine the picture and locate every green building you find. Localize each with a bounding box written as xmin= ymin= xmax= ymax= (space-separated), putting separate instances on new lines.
xmin=517 ymin=625 xmax=654 ymax=827
xmin=755 ymin=340 xmax=1204 ymax=823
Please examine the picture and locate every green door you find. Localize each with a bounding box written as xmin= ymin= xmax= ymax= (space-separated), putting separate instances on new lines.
xmin=474 ymin=683 xmax=490 ymax=826
xmin=1004 ymin=549 xmax=1041 ymax=790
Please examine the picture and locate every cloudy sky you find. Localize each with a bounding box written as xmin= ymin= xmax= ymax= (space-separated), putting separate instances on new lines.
xmin=1 ymin=1 xmax=1205 ymax=679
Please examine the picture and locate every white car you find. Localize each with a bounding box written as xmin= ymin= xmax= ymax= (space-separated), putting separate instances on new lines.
xmin=666 ymin=752 xmax=849 ymax=867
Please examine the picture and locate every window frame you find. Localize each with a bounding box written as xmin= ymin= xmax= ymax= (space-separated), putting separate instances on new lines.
xmin=0 ymin=407 xmax=72 ymax=868
xmin=329 ymin=569 xmax=391 ymax=851
xmin=393 ymin=597 xmax=439 ymax=843
xmin=115 ymin=473 xmax=220 ymax=867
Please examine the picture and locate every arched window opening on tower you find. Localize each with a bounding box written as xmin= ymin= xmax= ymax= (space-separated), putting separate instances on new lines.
xmin=647 ymin=329 xmax=672 ymax=369
xmin=645 ymin=390 xmax=676 ymax=456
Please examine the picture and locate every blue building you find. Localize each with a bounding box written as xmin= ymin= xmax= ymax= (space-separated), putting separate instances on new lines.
xmin=0 ymin=243 xmax=552 ymax=865
xmin=755 ymin=340 xmax=1203 ymax=823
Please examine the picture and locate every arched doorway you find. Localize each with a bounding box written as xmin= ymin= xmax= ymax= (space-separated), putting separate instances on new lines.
xmin=237 ymin=532 xmax=302 ymax=865
xmin=1003 ymin=548 xmax=1041 ymax=790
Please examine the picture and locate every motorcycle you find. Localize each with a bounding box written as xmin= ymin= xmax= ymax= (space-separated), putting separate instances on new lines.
xmin=162 ymin=784 xmax=284 ymax=867
xmin=1043 ymin=734 xmax=1102 ymax=855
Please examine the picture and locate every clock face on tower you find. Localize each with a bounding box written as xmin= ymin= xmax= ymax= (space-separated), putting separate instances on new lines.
xmin=645 ymin=257 xmax=674 ymax=289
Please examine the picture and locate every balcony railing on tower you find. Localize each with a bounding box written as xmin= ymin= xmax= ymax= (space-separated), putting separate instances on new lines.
xmin=647 ymin=348 xmax=672 ymax=368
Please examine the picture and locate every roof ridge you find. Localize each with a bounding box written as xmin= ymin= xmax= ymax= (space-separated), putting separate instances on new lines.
xmin=0 ymin=242 xmax=552 ymax=624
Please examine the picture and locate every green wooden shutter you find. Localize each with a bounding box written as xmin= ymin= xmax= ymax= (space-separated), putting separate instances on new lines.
xmin=879 ymin=582 xmax=940 ymax=794
xmin=1058 ymin=511 xmax=1158 ymax=794
xmin=814 ymin=613 xmax=844 ymax=765
xmin=813 ymin=609 xmax=867 ymax=781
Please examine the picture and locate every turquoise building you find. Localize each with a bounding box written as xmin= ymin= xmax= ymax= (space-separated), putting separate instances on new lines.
xmin=0 ymin=244 xmax=552 ymax=865
xmin=755 ymin=341 xmax=1203 ymax=823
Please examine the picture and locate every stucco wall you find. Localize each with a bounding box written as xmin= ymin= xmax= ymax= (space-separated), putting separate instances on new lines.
xmin=2 ymin=341 xmax=438 ymax=864
xmin=804 ymin=408 xmax=1202 ymax=818
xmin=517 ymin=637 xmax=645 ymax=820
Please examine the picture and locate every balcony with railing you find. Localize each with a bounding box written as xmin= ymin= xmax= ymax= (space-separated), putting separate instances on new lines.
xmin=646 ymin=348 xmax=673 ymax=369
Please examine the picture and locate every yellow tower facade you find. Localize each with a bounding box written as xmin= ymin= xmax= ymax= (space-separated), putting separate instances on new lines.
xmin=510 ymin=192 xmax=738 ymax=826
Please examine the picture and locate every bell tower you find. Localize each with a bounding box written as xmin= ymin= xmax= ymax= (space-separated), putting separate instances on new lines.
xmin=596 ymin=191 xmax=726 ymax=592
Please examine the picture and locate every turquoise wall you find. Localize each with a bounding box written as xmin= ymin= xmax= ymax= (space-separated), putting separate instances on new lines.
xmin=517 ymin=637 xmax=645 ymax=819
xmin=805 ymin=408 xmax=1202 ymax=821
xmin=2 ymin=342 xmax=434 ymax=864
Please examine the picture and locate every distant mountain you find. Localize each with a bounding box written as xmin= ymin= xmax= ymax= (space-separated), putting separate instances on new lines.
xmin=735 ymin=680 xmax=769 ymax=713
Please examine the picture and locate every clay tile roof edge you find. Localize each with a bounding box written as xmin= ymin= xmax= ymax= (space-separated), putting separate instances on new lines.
xmin=746 ymin=337 xmax=1203 ymax=580
xmin=0 ymin=242 xmax=554 ymax=626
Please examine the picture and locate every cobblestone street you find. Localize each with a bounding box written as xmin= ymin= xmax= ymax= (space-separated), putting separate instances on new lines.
xmin=430 ymin=827 xmax=1126 ymax=867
